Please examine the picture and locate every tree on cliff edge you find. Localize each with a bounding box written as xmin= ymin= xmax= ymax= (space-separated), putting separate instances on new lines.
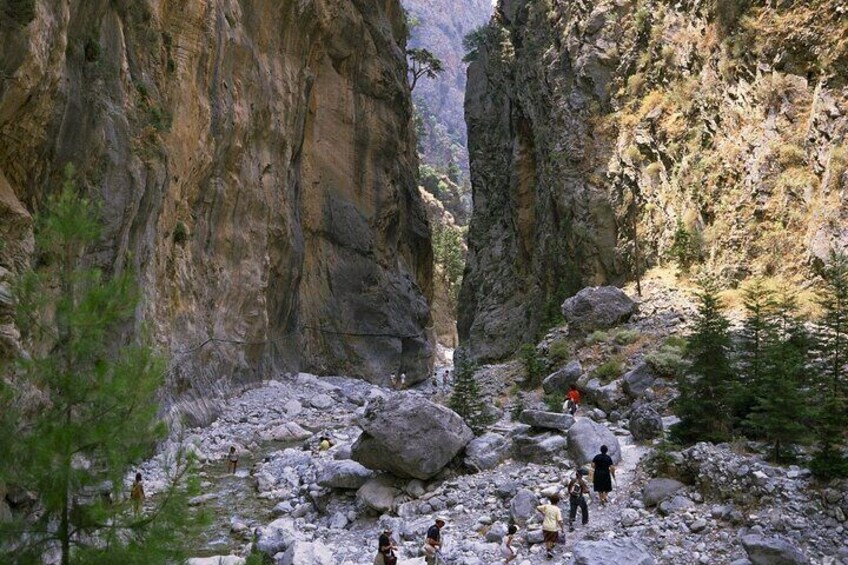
xmin=407 ymin=48 xmax=444 ymax=91
xmin=0 ymin=166 xmax=197 ymax=564
xmin=449 ymin=360 xmax=493 ymax=435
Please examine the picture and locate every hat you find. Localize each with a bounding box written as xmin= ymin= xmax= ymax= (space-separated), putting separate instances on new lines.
xmin=435 ymin=516 xmax=447 ymax=523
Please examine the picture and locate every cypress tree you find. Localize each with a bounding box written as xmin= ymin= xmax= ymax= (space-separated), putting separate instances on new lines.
xmin=734 ymin=279 xmax=778 ymax=428
xmin=449 ymin=359 xmax=493 ymax=435
xmin=0 ymin=166 xmax=198 ymax=563
xmin=671 ymin=279 xmax=735 ymax=444
xmin=810 ymin=252 xmax=848 ymax=477
xmin=745 ymin=287 xmax=812 ymax=461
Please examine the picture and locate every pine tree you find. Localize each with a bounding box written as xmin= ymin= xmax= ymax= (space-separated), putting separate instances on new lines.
xmin=810 ymin=252 xmax=848 ymax=478
xmin=745 ymin=287 xmax=812 ymax=461
xmin=0 ymin=166 xmax=198 ymax=563
xmin=670 ymin=279 xmax=735 ymax=444
xmin=734 ymin=279 xmax=778 ymax=428
xmin=448 ymin=359 xmax=493 ymax=435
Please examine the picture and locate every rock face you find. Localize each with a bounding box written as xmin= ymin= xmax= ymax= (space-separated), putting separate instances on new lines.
xmin=351 ymin=395 xmax=473 ymax=479
xmin=0 ymin=0 xmax=434 ymax=389
xmin=459 ymin=0 xmax=848 ymax=363
xmin=567 ymin=419 xmax=621 ymax=466
xmin=561 ymin=287 xmax=636 ymax=334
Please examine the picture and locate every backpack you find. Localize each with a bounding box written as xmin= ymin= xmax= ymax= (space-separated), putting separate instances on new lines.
xmin=569 ymin=480 xmax=583 ymax=496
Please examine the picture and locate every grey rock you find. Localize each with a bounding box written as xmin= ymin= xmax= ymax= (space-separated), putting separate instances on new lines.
xmin=567 ymin=418 xmax=621 ymax=465
xmin=582 ymin=378 xmax=626 ymax=412
xmin=561 ymin=286 xmax=636 ymax=334
xmin=485 ymin=521 xmax=508 ymax=542
xmin=622 ymin=362 xmax=656 ymax=398
xmin=310 ymin=394 xmax=334 ymax=410
xmin=520 ymin=410 xmax=575 ymax=432
xmin=510 ymin=488 xmax=540 ymax=525
xmin=328 ymin=512 xmax=348 ymax=530
xmin=741 ymin=535 xmax=808 ymax=565
xmin=543 ymin=361 xmax=583 ymax=393
xmin=620 ymin=508 xmax=639 ymax=527
xmin=573 ymin=538 xmax=655 ymax=564
xmin=494 ymin=479 xmax=519 ymax=499
xmin=464 ymin=432 xmax=511 ymax=471
xmin=277 ymin=540 xmax=335 ymax=565
xmin=629 ymin=405 xmax=664 ymax=441
xmin=356 ymin=475 xmax=398 ymax=513
xmin=512 ymin=430 xmax=568 ymax=463
xmin=658 ymin=495 xmax=694 ymax=516
xmin=255 ymin=517 xmax=299 ymax=557
xmin=187 ymin=557 xmax=245 ymax=565
xmin=642 ymin=478 xmax=685 ymax=507
xmin=689 ymin=518 xmax=708 ymax=533
xmin=352 ymin=395 xmax=473 ymax=480
xmin=316 ymin=460 xmax=375 ymax=490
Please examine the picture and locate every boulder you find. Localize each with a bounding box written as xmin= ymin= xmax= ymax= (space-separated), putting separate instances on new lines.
xmin=561 ymin=286 xmax=636 ymax=334
xmin=509 ymin=488 xmax=540 ymax=525
xmin=622 ymin=362 xmax=656 ymax=398
xmin=542 ymin=361 xmax=583 ymax=393
xmin=582 ymin=378 xmax=625 ymax=412
xmin=464 ymin=433 xmax=511 ymax=471
xmin=573 ymin=539 xmax=655 ymax=564
xmin=187 ymin=557 xmax=245 ymax=565
xmin=356 ymin=475 xmax=398 ymax=513
xmin=278 ymin=540 xmax=335 ymax=565
xmin=520 ymin=410 xmax=575 ymax=432
xmin=567 ymin=419 xmax=621 ymax=465
xmin=741 ymin=535 xmax=808 ymax=565
xmin=629 ymin=405 xmax=663 ymax=441
xmin=642 ymin=478 xmax=685 ymax=507
xmin=658 ymin=495 xmax=694 ymax=516
xmin=310 ymin=394 xmax=335 ymax=410
xmin=512 ymin=429 xmax=568 ymax=464
xmin=259 ymin=422 xmax=312 ymax=442
xmin=317 ymin=460 xmax=375 ymax=490
xmin=352 ymin=395 xmax=473 ymax=480
xmin=255 ymin=517 xmax=299 ymax=557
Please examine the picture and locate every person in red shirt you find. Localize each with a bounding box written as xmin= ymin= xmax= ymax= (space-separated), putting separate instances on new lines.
xmin=566 ymin=384 xmax=581 ymax=416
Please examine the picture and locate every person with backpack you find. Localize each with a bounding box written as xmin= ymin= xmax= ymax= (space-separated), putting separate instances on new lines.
xmin=592 ymin=445 xmax=616 ymax=505
xmin=130 ymin=472 xmax=145 ymax=516
xmin=566 ymin=468 xmax=590 ymax=531
xmin=374 ymin=526 xmax=398 ymax=565
xmin=536 ymin=494 xmax=564 ymax=560
xmin=423 ymin=517 xmax=446 ymax=564
xmin=500 ymin=524 xmax=519 ymax=563
xmin=565 ymin=384 xmax=581 ymax=416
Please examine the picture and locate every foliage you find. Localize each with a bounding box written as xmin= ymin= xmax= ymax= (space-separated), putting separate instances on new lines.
xmin=462 ymin=26 xmax=489 ymax=62
xmin=518 ymin=344 xmax=546 ymax=389
xmin=173 ymin=220 xmax=189 ymax=245
xmin=670 ymin=279 xmax=735 ymax=444
xmin=3 ymin=0 xmax=35 ymax=26
xmin=548 ymin=338 xmax=571 ymax=363
xmin=645 ymin=336 xmax=688 ymax=378
xmin=810 ymin=252 xmax=848 ymax=477
xmin=612 ymin=328 xmax=640 ymax=345
xmin=448 ymin=360 xmax=494 ymax=435
xmin=1 ymin=165 xmax=196 ymax=564
xmin=592 ymin=356 xmax=625 ymax=384
xmin=509 ymin=391 xmax=526 ymax=421
xmin=585 ymin=330 xmax=609 ymax=346
xmin=669 ymin=220 xmax=699 ymax=270
xmin=432 ymin=224 xmax=465 ymax=304
xmin=544 ymin=391 xmax=565 ymax=413
xmin=407 ymin=48 xmax=444 ymax=91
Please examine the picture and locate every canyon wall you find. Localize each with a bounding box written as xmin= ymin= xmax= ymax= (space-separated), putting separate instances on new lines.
xmin=460 ymin=0 xmax=848 ymax=362
xmin=0 ymin=0 xmax=434 ymax=395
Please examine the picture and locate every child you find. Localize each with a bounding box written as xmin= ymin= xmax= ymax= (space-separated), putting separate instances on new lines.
xmin=566 ymin=384 xmax=581 ymax=415
xmin=130 ymin=472 xmax=144 ymax=516
xmin=500 ymin=524 xmax=519 ymax=563
xmin=318 ymin=436 xmax=333 ymax=451
xmin=567 ymin=469 xmax=590 ymax=531
xmin=227 ymin=446 xmax=239 ymax=474
xmin=537 ymin=495 xmax=564 ymax=560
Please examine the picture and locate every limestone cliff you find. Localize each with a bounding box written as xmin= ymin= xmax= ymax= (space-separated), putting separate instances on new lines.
xmin=0 ymin=0 xmax=434 ymax=392
xmin=460 ymin=0 xmax=848 ymax=362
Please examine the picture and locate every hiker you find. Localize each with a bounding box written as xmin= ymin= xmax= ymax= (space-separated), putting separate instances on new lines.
xmin=500 ymin=524 xmax=519 ymax=563
xmin=444 ymin=370 xmax=451 ymax=385
xmin=227 ymin=446 xmax=239 ymax=474
xmin=423 ymin=517 xmax=446 ymax=565
xmin=592 ymin=445 xmax=616 ymax=505
xmin=400 ymin=373 xmax=407 ymax=389
xmin=536 ymin=494 xmax=564 ymax=560
xmin=389 ymin=373 xmax=397 ymax=389
xmin=375 ymin=526 xmax=398 ymax=565
xmin=566 ymin=384 xmax=581 ymax=416
xmin=567 ymin=468 xmax=590 ymax=531
xmin=130 ymin=472 xmax=144 ymax=516
xmin=318 ymin=436 xmax=333 ymax=451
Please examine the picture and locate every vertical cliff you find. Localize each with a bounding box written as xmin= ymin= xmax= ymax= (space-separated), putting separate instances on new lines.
xmin=0 ymin=0 xmax=434 ymax=392
xmin=460 ymin=0 xmax=848 ymax=362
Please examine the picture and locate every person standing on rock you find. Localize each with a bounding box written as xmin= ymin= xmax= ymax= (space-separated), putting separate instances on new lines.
xmin=375 ymin=526 xmax=398 ymax=565
xmin=423 ymin=517 xmax=445 ymax=564
xmin=537 ymin=494 xmax=564 ymax=560
xmin=591 ymin=445 xmax=616 ymax=505
xmin=567 ymin=468 xmax=590 ymax=531
xmin=566 ymin=384 xmax=581 ymax=416
xmin=130 ymin=472 xmax=144 ymax=516
xmin=227 ymin=446 xmax=239 ymax=474
xmin=500 ymin=524 xmax=519 ymax=563
xmin=400 ymin=373 xmax=407 ymax=389
xmin=389 ymin=373 xmax=397 ymax=389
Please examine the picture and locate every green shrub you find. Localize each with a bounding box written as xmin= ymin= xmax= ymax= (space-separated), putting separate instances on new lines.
xmin=593 ymin=356 xmax=624 ymax=384
xmin=519 ymin=344 xmax=546 ymax=389
xmin=449 ymin=360 xmax=494 ymax=435
xmin=4 ymin=0 xmax=35 ymax=26
xmin=612 ymin=328 xmax=640 ymax=345
xmin=645 ymin=336 xmax=688 ymax=378
xmin=585 ymin=330 xmax=609 ymax=345
xmin=173 ymin=221 xmax=189 ymax=245
xmin=548 ymin=338 xmax=571 ymax=362
xmin=544 ymin=391 xmax=565 ymax=412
